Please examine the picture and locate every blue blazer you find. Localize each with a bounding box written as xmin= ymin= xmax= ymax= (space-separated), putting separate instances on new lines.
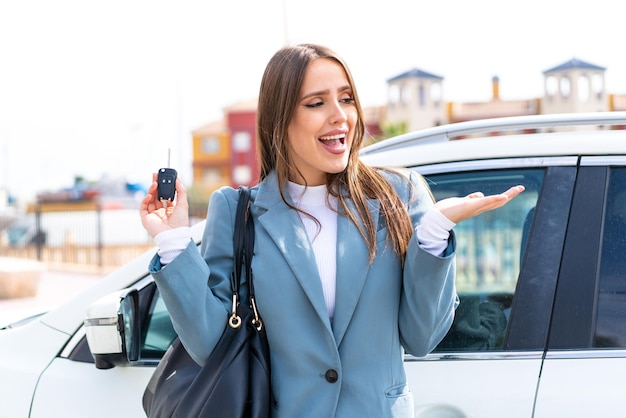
xmin=150 ymin=169 xmax=458 ymax=418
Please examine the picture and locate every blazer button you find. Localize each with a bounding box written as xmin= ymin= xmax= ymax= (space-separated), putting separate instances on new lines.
xmin=325 ymin=369 xmax=339 ymax=383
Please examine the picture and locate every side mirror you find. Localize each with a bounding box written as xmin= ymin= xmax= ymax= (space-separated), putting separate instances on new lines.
xmin=84 ymin=288 xmax=140 ymax=369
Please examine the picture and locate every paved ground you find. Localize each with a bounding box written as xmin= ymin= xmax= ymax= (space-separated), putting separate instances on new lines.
xmin=0 ymin=264 xmax=105 ymax=325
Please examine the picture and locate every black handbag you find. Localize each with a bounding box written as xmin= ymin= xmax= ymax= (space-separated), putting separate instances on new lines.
xmin=142 ymin=186 xmax=271 ymax=418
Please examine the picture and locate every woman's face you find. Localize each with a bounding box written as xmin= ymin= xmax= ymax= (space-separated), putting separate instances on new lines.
xmin=286 ymin=58 xmax=357 ymax=186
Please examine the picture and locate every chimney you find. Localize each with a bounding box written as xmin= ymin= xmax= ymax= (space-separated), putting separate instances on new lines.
xmin=492 ymin=76 xmax=500 ymax=101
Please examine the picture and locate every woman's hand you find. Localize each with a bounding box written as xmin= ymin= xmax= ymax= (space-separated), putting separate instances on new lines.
xmin=435 ymin=185 xmax=525 ymax=224
xmin=139 ymin=173 xmax=189 ymax=238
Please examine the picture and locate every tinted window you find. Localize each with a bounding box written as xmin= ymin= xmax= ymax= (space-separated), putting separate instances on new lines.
xmin=141 ymin=288 xmax=177 ymax=358
xmin=596 ymin=168 xmax=626 ymax=348
xmin=424 ymin=168 xmax=544 ymax=351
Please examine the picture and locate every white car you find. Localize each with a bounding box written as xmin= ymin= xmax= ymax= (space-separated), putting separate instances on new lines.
xmin=3 ymin=112 xmax=626 ymax=417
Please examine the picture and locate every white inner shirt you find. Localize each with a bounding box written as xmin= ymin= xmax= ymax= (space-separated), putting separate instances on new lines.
xmin=287 ymin=182 xmax=338 ymax=319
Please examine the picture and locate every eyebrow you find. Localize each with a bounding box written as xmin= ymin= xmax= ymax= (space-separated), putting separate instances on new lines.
xmin=300 ymin=84 xmax=352 ymax=100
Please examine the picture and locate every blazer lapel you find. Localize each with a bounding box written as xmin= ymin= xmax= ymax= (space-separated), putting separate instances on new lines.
xmin=332 ymin=197 xmax=378 ymax=346
xmin=251 ymin=173 xmax=333 ymax=333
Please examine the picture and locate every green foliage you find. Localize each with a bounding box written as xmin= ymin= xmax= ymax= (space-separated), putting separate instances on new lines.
xmin=186 ymin=184 xmax=212 ymax=219
xmin=382 ymin=120 xmax=408 ymax=140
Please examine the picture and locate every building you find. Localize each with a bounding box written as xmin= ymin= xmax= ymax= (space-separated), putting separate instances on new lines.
xmin=541 ymin=58 xmax=608 ymax=115
xmin=191 ymin=58 xmax=626 ymax=191
xmin=385 ymin=68 xmax=446 ymax=130
xmin=386 ymin=57 xmax=626 ymax=131
xmin=191 ymin=100 xmax=258 ymax=194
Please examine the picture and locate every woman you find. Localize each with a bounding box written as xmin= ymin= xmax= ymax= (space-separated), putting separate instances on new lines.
xmin=140 ymin=43 xmax=523 ymax=418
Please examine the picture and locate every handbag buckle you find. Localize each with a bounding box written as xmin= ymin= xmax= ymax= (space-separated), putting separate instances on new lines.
xmin=250 ymin=297 xmax=263 ymax=331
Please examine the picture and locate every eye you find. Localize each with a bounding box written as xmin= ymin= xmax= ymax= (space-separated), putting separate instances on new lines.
xmin=339 ymin=90 xmax=355 ymax=105
xmin=340 ymin=96 xmax=355 ymax=105
xmin=304 ymin=101 xmax=324 ymax=108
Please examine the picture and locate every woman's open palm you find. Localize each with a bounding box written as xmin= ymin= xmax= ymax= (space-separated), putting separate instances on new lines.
xmin=435 ymin=185 xmax=525 ymax=224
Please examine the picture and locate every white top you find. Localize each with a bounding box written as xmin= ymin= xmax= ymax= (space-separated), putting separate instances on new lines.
xmin=287 ymin=182 xmax=338 ymax=319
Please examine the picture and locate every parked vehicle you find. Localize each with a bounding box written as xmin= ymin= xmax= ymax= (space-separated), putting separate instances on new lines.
xmin=3 ymin=112 xmax=626 ymax=417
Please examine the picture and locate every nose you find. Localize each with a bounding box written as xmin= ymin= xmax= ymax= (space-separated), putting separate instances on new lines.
xmin=329 ymin=101 xmax=348 ymax=124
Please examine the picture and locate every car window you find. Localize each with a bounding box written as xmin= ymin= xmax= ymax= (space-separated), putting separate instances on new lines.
xmin=423 ymin=168 xmax=544 ymax=352
xmin=596 ymin=167 xmax=626 ymax=348
xmin=141 ymin=288 xmax=177 ymax=358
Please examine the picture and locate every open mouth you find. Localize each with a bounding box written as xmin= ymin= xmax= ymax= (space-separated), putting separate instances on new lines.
xmin=318 ymin=133 xmax=346 ymax=147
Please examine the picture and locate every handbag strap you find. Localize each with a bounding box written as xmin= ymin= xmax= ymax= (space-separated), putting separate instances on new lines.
xmin=228 ymin=186 xmax=262 ymax=331
xmin=231 ymin=186 xmax=249 ymax=297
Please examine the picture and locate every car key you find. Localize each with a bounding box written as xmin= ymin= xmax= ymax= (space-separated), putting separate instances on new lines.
xmin=157 ymin=148 xmax=177 ymax=209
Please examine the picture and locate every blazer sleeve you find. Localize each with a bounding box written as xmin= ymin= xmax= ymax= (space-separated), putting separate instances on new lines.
xmin=149 ymin=187 xmax=238 ymax=365
xmin=395 ymin=170 xmax=459 ymax=357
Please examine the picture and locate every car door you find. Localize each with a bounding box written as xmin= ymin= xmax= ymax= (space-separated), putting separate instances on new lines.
xmin=534 ymin=159 xmax=626 ymax=417
xmin=404 ymin=157 xmax=577 ymax=418
xmin=29 ymin=277 xmax=173 ymax=418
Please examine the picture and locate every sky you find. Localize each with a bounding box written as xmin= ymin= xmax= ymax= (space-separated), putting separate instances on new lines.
xmin=2 ymin=0 xmax=626 ymax=203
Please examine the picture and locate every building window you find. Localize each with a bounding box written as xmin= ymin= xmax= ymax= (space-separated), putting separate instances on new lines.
xmin=233 ymin=165 xmax=252 ymax=185
xmin=388 ymin=84 xmax=400 ymax=106
xmin=578 ymin=75 xmax=590 ymax=103
xmin=430 ymin=82 xmax=442 ymax=107
xmin=418 ymin=84 xmax=425 ymax=107
xmin=202 ymin=137 xmax=220 ymax=154
xmin=232 ymin=132 xmax=251 ymax=152
xmin=592 ymin=74 xmax=604 ymax=100
xmin=401 ymin=84 xmax=411 ymax=105
xmin=560 ymin=76 xmax=571 ymax=99
xmin=202 ymin=168 xmax=223 ymax=187
xmin=545 ymin=76 xmax=558 ymax=98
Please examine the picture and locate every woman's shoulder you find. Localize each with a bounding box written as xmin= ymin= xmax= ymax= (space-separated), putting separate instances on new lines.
xmin=375 ymin=167 xmax=433 ymax=204
xmin=377 ymin=167 xmax=424 ymax=188
xmin=210 ymin=184 xmax=264 ymax=211
xmin=206 ymin=186 xmax=241 ymax=217
xmin=210 ymin=185 xmax=238 ymax=202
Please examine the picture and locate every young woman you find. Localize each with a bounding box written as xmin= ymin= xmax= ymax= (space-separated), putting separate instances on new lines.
xmin=140 ymin=43 xmax=523 ymax=418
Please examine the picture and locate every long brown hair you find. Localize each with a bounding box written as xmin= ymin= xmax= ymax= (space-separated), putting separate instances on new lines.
xmin=256 ymin=44 xmax=414 ymax=262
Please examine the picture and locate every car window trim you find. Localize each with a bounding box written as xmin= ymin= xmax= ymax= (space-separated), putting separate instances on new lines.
xmin=505 ymin=166 xmax=577 ymax=350
xmin=411 ymin=351 xmax=544 ymax=361
xmin=412 ymin=156 xmax=578 ymax=175
xmin=580 ymin=156 xmax=626 ymax=166
xmin=545 ymin=349 xmax=626 ymax=359
xmin=548 ymin=165 xmax=607 ymax=349
xmin=60 ymin=326 xmax=88 ymax=359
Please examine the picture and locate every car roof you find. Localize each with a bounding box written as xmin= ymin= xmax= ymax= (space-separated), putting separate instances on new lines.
xmin=360 ymin=112 xmax=626 ymax=168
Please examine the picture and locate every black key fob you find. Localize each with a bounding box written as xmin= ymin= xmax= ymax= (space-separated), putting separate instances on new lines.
xmin=157 ymin=168 xmax=177 ymax=202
